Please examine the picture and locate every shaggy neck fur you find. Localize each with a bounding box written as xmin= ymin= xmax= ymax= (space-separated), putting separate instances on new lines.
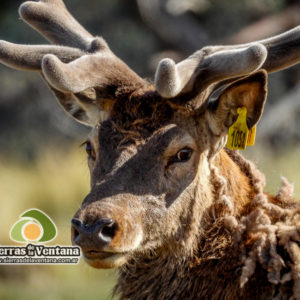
xmin=114 ymin=149 xmax=300 ymax=300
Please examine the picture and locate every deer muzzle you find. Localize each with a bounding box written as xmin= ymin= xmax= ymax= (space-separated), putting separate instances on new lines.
xmin=71 ymin=199 xmax=144 ymax=268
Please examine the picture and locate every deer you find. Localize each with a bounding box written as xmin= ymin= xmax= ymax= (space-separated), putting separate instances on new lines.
xmin=0 ymin=1 xmax=300 ymax=299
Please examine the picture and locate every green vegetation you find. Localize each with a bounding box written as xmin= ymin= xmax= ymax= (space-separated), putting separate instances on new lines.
xmin=0 ymin=147 xmax=117 ymax=300
xmin=0 ymin=265 xmax=117 ymax=300
xmin=245 ymin=145 xmax=300 ymax=199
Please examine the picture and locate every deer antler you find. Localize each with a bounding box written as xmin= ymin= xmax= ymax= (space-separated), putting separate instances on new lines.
xmin=155 ymin=26 xmax=300 ymax=99
xmin=0 ymin=0 xmax=107 ymax=71
xmin=19 ymin=0 xmax=94 ymax=50
xmin=155 ymin=44 xmax=267 ymax=98
xmin=1 ymin=1 xmax=300 ymax=123
xmin=41 ymin=51 xmax=139 ymax=94
xmin=0 ymin=0 xmax=145 ymax=125
xmin=0 ymin=41 xmax=84 ymax=71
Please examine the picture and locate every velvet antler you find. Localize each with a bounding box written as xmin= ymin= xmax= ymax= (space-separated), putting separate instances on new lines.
xmin=0 ymin=0 xmax=145 ymax=125
xmin=155 ymin=26 xmax=300 ymax=100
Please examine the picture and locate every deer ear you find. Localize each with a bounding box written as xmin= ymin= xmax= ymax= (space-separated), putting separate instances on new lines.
xmin=207 ymin=70 xmax=268 ymax=135
xmin=48 ymin=86 xmax=114 ymax=127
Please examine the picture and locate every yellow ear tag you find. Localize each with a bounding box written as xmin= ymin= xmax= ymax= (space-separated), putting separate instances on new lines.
xmin=247 ymin=125 xmax=256 ymax=146
xmin=226 ymin=107 xmax=249 ymax=150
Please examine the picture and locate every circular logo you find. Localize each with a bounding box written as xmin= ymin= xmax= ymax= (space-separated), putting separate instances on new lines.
xmin=10 ymin=209 xmax=57 ymax=243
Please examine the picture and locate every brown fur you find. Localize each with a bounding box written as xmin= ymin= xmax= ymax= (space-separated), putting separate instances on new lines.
xmin=114 ymin=149 xmax=299 ymax=300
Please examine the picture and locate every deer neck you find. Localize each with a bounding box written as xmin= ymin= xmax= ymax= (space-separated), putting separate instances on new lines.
xmin=210 ymin=148 xmax=257 ymax=216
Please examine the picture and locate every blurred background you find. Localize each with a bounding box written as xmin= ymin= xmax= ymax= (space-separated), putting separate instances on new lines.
xmin=0 ymin=0 xmax=299 ymax=299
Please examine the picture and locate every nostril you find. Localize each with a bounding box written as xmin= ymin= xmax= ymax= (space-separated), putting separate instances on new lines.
xmin=71 ymin=217 xmax=117 ymax=245
xmin=71 ymin=218 xmax=82 ymax=230
xmin=71 ymin=218 xmax=82 ymax=244
xmin=98 ymin=219 xmax=117 ymax=243
xmin=71 ymin=226 xmax=80 ymax=244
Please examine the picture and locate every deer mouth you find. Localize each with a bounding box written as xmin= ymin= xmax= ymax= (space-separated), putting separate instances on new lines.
xmin=82 ymin=250 xmax=127 ymax=269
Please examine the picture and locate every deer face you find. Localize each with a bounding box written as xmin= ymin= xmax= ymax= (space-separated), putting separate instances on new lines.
xmin=1 ymin=0 xmax=299 ymax=270
xmin=71 ymin=97 xmax=207 ymax=268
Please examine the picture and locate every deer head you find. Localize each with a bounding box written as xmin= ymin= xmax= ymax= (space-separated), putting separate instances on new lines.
xmin=1 ymin=0 xmax=300 ymax=269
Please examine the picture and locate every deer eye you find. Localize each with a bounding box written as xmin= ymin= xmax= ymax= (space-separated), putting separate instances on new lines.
xmin=169 ymin=147 xmax=193 ymax=165
xmin=85 ymin=141 xmax=96 ymax=160
xmin=176 ymin=148 xmax=193 ymax=162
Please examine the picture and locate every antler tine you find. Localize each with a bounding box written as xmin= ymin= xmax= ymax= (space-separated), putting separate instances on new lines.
xmin=19 ymin=0 xmax=101 ymax=51
xmin=155 ymin=43 xmax=267 ymax=98
xmin=41 ymin=53 xmax=144 ymax=94
xmin=155 ymin=26 xmax=300 ymax=99
xmin=0 ymin=40 xmax=84 ymax=71
xmin=210 ymin=25 xmax=300 ymax=73
xmin=258 ymin=25 xmax=300 ymax=73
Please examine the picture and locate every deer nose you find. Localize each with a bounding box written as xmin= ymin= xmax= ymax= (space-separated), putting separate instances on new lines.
xmin=71 ymin=218 xmax=117 ymax=247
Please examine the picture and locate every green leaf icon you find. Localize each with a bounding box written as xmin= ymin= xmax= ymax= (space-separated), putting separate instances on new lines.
xmin=10 ymin=219 xmax=30 ymax=242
